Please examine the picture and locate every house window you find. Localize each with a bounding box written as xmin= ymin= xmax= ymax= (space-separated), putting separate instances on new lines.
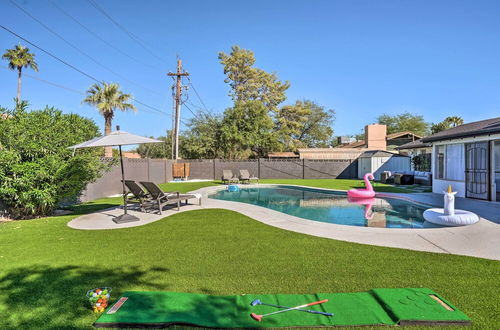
xmin=436 ymin=145 xmax=445 ymax=179
xmin=435 ymin=144 xmax=465 ymax=181
xmin=446 ymin=144 xmax=465 ymax=181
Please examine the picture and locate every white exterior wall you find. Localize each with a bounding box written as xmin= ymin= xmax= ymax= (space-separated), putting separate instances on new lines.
xmin=358 ymin=157 xmax=371 ymax=179
xmin=358 ymin=156 xmax=410 ymax=180
xmin=431 ymin=133 xmax=500 ymax=200
xmin=372 ymin=156 xmax=410 ymax=180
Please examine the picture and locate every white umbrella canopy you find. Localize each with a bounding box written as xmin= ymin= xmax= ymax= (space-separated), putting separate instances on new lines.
xmin=69 ymin=129 xmax=161 ymax=149
xmin=70 ymin=126 xmax=162 ymax=224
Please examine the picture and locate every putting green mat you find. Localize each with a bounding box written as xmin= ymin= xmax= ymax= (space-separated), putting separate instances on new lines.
xmin=94 ymin=288 xmax=470 ymax=328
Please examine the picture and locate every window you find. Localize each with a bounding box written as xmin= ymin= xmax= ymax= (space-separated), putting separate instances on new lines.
xmin=435 ymin=144 xmax=465 ymax=181
xmin=445 ymin=144 xmax=465 ymax=181
xmin=436 ymin=145 xmax=445 ymax=179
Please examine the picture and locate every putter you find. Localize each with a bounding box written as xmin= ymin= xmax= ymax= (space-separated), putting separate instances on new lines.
xmin=250 ymin=299 xmax=333 ymax=317
xmin=251 ymin=299 xmax=329 ymax=321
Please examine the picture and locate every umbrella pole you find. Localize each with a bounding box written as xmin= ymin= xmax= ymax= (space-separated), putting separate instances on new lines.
xmin=119 ymin=145 xmax=127 ymax=215
xmin=112 ymin=144 xmax=139 ymax=224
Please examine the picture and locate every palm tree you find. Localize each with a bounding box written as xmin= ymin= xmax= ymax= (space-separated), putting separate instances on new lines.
xmin=445 ymin=116 xmax=464 ymax=127
xmin=83 ymin=82 xmax=136 ymax=157
xmin=2 ymin=44 xmax=39 ymax=104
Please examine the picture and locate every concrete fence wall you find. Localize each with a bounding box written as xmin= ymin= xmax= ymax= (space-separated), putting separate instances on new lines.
xmin=80 ymin=158 xmax=358 ymax=202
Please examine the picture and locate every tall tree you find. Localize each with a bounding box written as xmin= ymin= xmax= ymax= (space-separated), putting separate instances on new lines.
xmin=377 ymin=112 xmax=429 ymax=136
xmin=136 ymin=133 xmax=176 ymax=159
xmin=219 ymin=46 xmax=290 ymax=112
xmin=2 ymin=44 xmax=38 ymax=105
xmin=183 ymin=112 xmax=223 ymax=159
xmin=82 ymin=82 xmax=136 ymax=157
xmin=276 ymin=100 xmax=335 ymax=149
xmin=219 ymin=100 xmax=278 ymax=158
xmin=431 ymin=116 xmax=464 ymax=134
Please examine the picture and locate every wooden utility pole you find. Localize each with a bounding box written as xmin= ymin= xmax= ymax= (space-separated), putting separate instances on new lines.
xmin=167 ymin=59 xmax=189 ymax=160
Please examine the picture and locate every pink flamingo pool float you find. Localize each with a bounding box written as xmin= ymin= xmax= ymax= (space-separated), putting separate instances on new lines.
xmin=347 ymin=173 xmax=375 ymax=199
xmin=348 ymin=195 xmax=375 ymax=220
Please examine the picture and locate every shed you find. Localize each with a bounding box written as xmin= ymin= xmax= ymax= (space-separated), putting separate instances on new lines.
xmin=358 ymin=150 xmax=410 ymax=180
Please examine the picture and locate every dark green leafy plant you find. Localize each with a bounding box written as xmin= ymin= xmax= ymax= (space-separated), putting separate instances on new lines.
xmin=0 ymin=104 xmax=107 ymax=218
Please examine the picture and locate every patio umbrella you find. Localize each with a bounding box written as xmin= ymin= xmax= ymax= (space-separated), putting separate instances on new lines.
xmin=69 ymin=126 xmax=162 ymax=224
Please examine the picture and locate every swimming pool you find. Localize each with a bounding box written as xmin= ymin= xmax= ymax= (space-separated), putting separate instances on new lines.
xmin=209 ymin=186 xmax=437 ymax=229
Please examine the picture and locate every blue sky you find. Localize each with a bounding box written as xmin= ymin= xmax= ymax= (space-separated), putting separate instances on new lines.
xmin=1 ymin=0 xmax=499 ymax=139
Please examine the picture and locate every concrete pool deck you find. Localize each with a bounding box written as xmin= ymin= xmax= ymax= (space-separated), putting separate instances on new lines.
xmin=68 ymin=184 xmax=500 ymax=260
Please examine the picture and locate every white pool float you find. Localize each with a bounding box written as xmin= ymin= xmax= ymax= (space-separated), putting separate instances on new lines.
xmin=423 ymin=185 xmax=479 ymax=226
xmin=423 ymin=208 xmax=479 ymax=226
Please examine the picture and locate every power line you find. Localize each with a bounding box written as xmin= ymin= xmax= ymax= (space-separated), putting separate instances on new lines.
xmin=1 ymin=66 xmax=84 ymax=95
xmin=0 ymin=24 xmax=167 ymax=117
xmin=187 ymin=77 xmax=211 ymax=115
xmin=0 ymin=24 xmax=102 ymax=83
xmin=86 ymin=0 xmax=168 ymax=65
xmin=0 ymin=66 xmax=169 ymax=118
xmin=181 ymin=101 xmax=198 ymax=119
xmin=49 ymin=0 xmax=160 ymax=72
xmin=9 ymin=0 xmax=163 ymax=97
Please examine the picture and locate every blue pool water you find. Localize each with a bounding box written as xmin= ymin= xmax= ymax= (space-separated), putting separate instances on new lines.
xmin=209 ymin=186 xmax=436 ymax=228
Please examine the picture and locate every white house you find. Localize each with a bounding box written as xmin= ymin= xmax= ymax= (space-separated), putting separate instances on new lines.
xmin=357 ymin=150 xmax=410 ymax=180
xmin=421 ymin=117 xmax=500 ymax=201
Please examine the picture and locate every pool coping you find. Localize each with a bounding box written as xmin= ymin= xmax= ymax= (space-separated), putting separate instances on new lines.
xmin=68 ymin=184 xmax=500 ymax=260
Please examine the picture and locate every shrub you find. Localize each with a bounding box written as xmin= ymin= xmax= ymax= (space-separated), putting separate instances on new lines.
xmin=0 ymin=104 xmax=107 ymax=218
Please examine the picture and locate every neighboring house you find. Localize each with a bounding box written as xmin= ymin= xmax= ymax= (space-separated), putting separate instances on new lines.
xmin=337 ymin=124 xmax=422 ymax=151
xmin=421 ymin=117 xmax=500 ymax=201
xmin=267 ymin=152 xmax=299 ymax=159
xmin=297 ymin=148 xmax=365 ymax=160
xmin=357 ymin=150 xmax=410 ymax=180
xmin=396 ymin=139 xmax=432 ymax=171
xmin=122 ymin=152 xmax=142 ymax=159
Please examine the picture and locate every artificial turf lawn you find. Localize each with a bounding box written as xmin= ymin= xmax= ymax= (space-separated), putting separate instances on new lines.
xmin=94 ymin=289 xmax=470 ymax=328
xmin=0 ymin=206 xmax=498 ymax=329
xmin=158 ymin=179 xmax=424 ymax=194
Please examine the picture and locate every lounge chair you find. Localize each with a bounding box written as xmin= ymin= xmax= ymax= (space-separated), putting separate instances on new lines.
xmin=139 ymin=181 xmax=202 ymax=214
xmin=122 ymin=180 xmax=150 ymax=211
xmin=239 ymin=169 xmax=259 ymax=184
xmin=222 ymin=170 xmax=239 ymax=184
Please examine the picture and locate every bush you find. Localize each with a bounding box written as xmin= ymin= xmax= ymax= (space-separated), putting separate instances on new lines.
xmin=0 ymin=104 xmax=107 ymax=219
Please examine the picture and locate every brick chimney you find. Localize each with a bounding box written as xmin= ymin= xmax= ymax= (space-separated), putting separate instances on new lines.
xmin=365 ymin=124 xmax=387 ymax=150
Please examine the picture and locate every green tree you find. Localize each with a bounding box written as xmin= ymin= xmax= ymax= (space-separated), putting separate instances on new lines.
xmin=0 ymin=105 xmax=106 ymax=218
xmin=136 ymin=134 xmax=174 ymax=159
xmin=377 ymin=112 xmax=429 ymax=136
xmin=183 ymin=112 xmax=224 ymax=159
xmin=431 ymin=116 xmax=464 ymax=134
xmin=2 ymin=44 xmax=39 ymax=105
xmin=219 ymin=101 xmax=278 ymax=158
xmin=83 ymin=82 xmax=136 ymax=157
xmin=276 ymin=100 xmax=335 ymax=149
xmin=219 ymin=46 xmax=290 ymax=112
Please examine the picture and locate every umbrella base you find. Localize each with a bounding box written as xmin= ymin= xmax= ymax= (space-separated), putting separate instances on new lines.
xmin=112 ymin=213 xmax=140 ymax=224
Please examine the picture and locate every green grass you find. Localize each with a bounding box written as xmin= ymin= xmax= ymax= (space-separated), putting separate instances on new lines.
xmin=259 ymin=179 xmax=418 ymax=193
xmin=0 ymin=180 xmax=494 ymax=328
xmin=0 ymin=205 xmax=498 ymax=329
xmin=156 ymin=179 xmax=424 ymax=194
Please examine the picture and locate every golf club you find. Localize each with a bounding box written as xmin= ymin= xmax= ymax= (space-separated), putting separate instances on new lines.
xmin=250 ymin=299 xmax=333 ymax=317
xmin=251 ymin=299 xmax=329 ymax=321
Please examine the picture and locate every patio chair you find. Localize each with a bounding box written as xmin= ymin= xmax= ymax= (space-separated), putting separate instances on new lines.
xmin=239 ymin=169 xmax=259 ymax=184
xmin=222 ymin=170 xmax=239 ymax=184
xmin=139 ymin=181 xmax=202 ymax=214
xmin=139 ymin=181 xmax=183 ymax=214
xmin=122 ymin=180 xmax=151 ymax=212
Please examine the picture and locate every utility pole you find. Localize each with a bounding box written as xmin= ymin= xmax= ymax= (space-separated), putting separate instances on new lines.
xmin=167 ymin=59 xmax=189 ymax=160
